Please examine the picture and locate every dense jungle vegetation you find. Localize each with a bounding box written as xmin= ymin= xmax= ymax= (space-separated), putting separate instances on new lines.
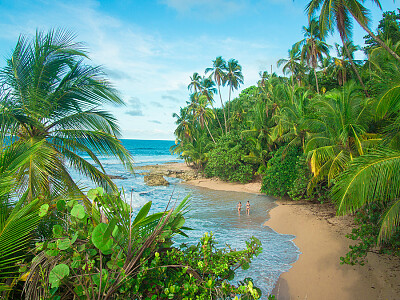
xmin=171 ymin=7 xmax=400 ymax=265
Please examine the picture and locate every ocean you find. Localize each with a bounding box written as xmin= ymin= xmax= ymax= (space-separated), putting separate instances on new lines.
xmin=70 ymin=139 xmax=300 ymax=298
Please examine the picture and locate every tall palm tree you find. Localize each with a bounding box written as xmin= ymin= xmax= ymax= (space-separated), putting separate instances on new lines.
xmin=306 ymin=0 xmax=400 ymax=61
xmin=200 ymin=76 xmax=224 ymax=134
xmin=225 ymin=59 xmax=244 ymax=131
xmin=205 ymin=57 xmax=228 ymax=133
xmin=0 ymin=29 xmax=134 ymax=201
xmin=333 ymin=41 xmax=361 ymax=86
xmin=188 ymin=72 xmax=202 ymax=94
xmin=306 ymin=0 xmax=375 ymax=93
xmin=277 ymin=44 xmax=302 ymax=89
xmin=297 ymin=18 xmax=330 ymax=93
xmin=193 ymin=95 xmax=216 ymax=144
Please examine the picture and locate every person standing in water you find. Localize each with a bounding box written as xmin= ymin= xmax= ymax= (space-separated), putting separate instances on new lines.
xmin=237 ymin=202 xmax=242 ymax=215
xmin=246 ymin=201 xmax=250 ymax=215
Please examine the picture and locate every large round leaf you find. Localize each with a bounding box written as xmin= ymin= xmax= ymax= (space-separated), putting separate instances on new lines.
xmin=49 ymin=264 xmax=70 ymax=288
xmin=39 ymin=204 xmax=49 ymax=217
xmin=71 ymin=204 xmax=85 ymax=219
xmin=92 ymin=223 xmax=114 ymax=253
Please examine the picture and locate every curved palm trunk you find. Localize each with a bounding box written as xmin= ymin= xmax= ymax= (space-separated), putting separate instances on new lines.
xmin=210 ymin=102 xmax=224 ymax=136
xmin=313 ymin=68 xmax=320 ymax=94
xmin=205 ymin=122 xmax=216 ymax=144
xmin=218 ymin=84 xmax=227 ymax=134
xmin=341 ymin=35 xmax=368 ymax=96
xmin=349 ymin=11 xmax=400 ymax=63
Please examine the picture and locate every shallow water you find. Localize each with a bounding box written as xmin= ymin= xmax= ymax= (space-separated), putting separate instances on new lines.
xmin=69 ymin=139 xmax=300 ymax=297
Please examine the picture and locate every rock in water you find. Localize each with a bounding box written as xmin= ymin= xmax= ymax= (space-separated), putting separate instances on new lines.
xmin=144 ymin=174 xmax=169 ymax=186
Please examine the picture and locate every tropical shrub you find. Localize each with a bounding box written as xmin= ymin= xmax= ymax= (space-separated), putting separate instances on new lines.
xmin=340 ymin=202 xmax=400 ymax=266
xmin=261 ymin=146 xmax=302 ymax=198
xmin=23 ymin=188 xmax=263 ymax=299
xmin=204 ymin=133 xmax=255 ymax=183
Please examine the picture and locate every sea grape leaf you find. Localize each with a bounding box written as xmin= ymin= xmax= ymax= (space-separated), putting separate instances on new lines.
xmin=96 ymin=187 xmax=104 ymax=196
xmin=49 ymin=264 xmax=70 ymax=288
xmin=71 ymin=204 xmax=85 ymax=219
xmin=53 ymin=225 xmax=63 ymax=238
xmin=67 ymin=200 xmax=77 ymax=208
xmin=58 ymin=238 xmax=71 ymax=250
xmin=39 ymin=204 xmax=49 ymax=217
xmin=56 ymin=200 xmax=66 ymax=211
xmin=92 ymin=223 xmax=114 ymax=253
xmin=87 ymin=189 xmax=99 ymax=200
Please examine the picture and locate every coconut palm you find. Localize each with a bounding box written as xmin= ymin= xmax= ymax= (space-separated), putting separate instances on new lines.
xmin=307 ymin=0 xmax=400 ymax=62
xmin=225 ymin=59 xmax=244 ymax=130
xmin=0 ymin=29 xmax=133 ymax=201
xmin=333 ymin=41 xmax=361 ymax=86
xmin=305 ymin=82 xmax=373 ymax=187
xmin=297 ymin=18 xmax=330 ymax=93
xmin=172 ymin=107 xmax=195 ymax=142
xmin=277 ymin=44 xmax=303 ymax=89
xmin=193 ymin=95 xmax=216 ymax=144
xmin=205 ymin=57 xmax=228 ymax=133
xmin=188 ymin=72 xmax=202 ymax=94
xmin=305 ymin=0 xmax=376 ymax=93
xmin=200 ymin=76 xmax=224 ymax=134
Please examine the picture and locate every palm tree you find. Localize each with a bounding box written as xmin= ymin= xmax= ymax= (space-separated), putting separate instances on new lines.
xmin=200 ymin=76 xmax=224 ymax=134
xmin=0 ymin=29 xmax=133 ymax=201
xmin=306 ymin=0 xmax=375 ymax=93
xmin=277 ymin=44 xmax=302 ymax=89
xmin=172 ymin=107 xmax=195 ymax=142
xmin=297 ymin=18 xmax=330 ymax=93
xmin=333 ymin=42 xmax=361 ymax=86
xmin=188 ymin=72 xmax=202 ymax=94
xmin=205 ymin=57 xmax=228 ymax=134
xmin=225 ymin=59 xmax=244 ymax=131
xmin=305 ymin=82 xmax=372 ymax=187
xmin=306 ymin=0 xmax=400 ymax=60
xmin=193 ymin=95 xmax=216 ymax=144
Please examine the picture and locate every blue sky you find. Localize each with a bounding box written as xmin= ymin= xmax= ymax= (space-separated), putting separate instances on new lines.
xmin=0 ymin=0 xmax=398 ymax=140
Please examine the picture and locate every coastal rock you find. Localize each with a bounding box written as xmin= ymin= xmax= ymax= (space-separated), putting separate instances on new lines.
xmin=144 ymin=174 xmax=170 ymax=186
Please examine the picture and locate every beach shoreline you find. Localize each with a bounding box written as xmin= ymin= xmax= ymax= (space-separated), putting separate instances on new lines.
xmin=140 ymin=162 xmax=400 ymax=299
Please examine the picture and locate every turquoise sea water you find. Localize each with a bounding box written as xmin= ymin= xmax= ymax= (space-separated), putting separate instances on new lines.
xmin=70 ymin=139 xmax=300 ymax=298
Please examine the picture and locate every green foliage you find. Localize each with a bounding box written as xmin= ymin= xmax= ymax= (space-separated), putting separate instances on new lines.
xmin=261 ymin=146 xmax=302 ymax=198
xmin=340 ymin=202 xmax=400 ymax=266
xmin=24 ymin=189 xmax=262 ymax=299
xmin=204 ymin=133 xmax=255 ymax=183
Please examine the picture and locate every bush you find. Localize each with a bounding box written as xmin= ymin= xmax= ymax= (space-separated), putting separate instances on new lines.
xmin=204 ymin=133 xmax=255 ymax=183
xmin=261 ymin=146 xmax=302 ymax=197
xmin=340 ymin=202 xmax=400 ymax=265
xmin=23 ymin=188 xmax=263 ymax=299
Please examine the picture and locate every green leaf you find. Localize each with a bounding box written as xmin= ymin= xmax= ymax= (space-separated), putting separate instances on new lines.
xmin=71 ymin=204 xmax=85 ymax=219
xmin=39 ymin=204 xmax=49 ymax=217
xmin=92 ymin=223 xmax=114 ymax=253
xmin=58 ymin=238 xmax=71 ymax=250
xmin=132 ymin=201 xmax=152 ymax=226
xmin=87 ymin=189 xmax=99 ymax=200
xmin=53 ymin=225 xmax=64 ymax=238
xmin=103 ymin=218 xmax=117 ymax=241
xmin=49 ymin=264 xmax=70 ymax=288
xmin=56 ymin=200 xmax=66 ymax=211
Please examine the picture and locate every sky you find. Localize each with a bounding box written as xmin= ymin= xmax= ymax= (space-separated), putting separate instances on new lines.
xmin=0 ymin=0 xmax=398 ymax=140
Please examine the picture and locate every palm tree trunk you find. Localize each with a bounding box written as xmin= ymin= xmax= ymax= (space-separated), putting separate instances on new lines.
xmin=205 ymin=122 xmax=216 ymax=144
xmin=218 ymin=84 xmax=227 ymax=134
xmin=340 ymin=35 xmax=368 ymax=96
xmin=228 ymin=86 xmax=232 ymax=132
xmin=349 ymin=11 xmax=400 ymax=63
xmin=313 ymin=68 xmax=320 ymax=94
xmin=210 ymin=102 xmax=224 ymax=135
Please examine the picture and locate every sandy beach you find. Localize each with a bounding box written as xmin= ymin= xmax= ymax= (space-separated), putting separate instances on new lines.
xmin=142 ymin=162 xmax=400 ymax=299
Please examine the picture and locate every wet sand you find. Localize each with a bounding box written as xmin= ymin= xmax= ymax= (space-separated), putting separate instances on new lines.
xmin=143 ymin=162 xmax=400 ymax=299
